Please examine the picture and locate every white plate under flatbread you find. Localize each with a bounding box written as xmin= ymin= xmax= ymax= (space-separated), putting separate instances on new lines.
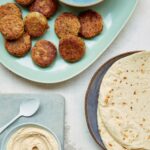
xmin=99 ymin=52 xmax=150 ymax=150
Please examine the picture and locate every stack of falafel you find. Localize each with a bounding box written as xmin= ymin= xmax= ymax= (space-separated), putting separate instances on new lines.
xmin=0 ymin=0 xmax=103 ymax=68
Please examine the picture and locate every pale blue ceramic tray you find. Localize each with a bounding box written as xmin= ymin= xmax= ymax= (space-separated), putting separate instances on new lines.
xmin=0 ymin=94 xmax=65 ymax=150
xmin=0 ymin=0 xmax=138 ymax=83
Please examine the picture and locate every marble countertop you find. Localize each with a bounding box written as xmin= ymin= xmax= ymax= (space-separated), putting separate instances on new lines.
xmin=0 ymin=0 xmax=149 ymax=149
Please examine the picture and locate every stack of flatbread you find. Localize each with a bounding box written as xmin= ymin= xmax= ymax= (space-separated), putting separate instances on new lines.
xmin=97 ymin=52 xmax=150 ymax=150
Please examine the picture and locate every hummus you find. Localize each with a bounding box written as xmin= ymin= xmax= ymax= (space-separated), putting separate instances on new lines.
xmin=7 ymin=126 xmax=59 ymax=150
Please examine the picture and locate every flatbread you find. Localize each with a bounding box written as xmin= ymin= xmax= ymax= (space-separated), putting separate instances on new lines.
xmin=97 ymin=105 xmax=127 ymax=150
xmin=99 ymin=52 xmax=150 ymax=149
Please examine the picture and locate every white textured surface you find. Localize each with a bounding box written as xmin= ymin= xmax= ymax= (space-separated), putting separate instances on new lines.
xmin=0 ymin=0 xmax=149 ymax=149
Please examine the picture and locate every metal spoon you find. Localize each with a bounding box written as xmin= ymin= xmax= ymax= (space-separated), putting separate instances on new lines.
xmin=0 ymin=99 xmax=40 ymax=134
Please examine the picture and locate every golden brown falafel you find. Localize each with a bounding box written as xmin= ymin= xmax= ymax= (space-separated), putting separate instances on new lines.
xmin=5 ymin=32 xmax=31 ymax=57
xmin=79 ymin=10 xmax=103 ymax=38
xmin=59 ymin=35 xmax=85 ymax=63
xmin=24 ymin=12 xmax=49 ymax=38
xmin=16 ymin=0 xmax=35 ymax=6
xmin=32 ymin=40 xmax=57 ymax=67
xmin=0 ymin=3 xmax=22 ymax=20
xmin=55 ymin=12 xmax=80 ymax=39
xmin=29 ymin=0 xmax=58 ymax=19
xmin=0 ymin=15 xmax=24 ymax=40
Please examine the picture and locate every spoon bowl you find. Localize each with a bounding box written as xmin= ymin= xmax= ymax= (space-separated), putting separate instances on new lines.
xmin=20 ymin=99 xmax=40 ymax=117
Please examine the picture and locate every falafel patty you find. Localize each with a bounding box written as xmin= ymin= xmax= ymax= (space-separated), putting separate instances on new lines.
xmin=24 ymin=12 xmax=49 ymax=38
xmin=32 ymin=40 xmax=57 ymax=67
xmin=5 ymin=32 xmax=31 ymax=57
xmin=16 ymin=0 xmax=35 ymax=6
xmin=59 ymin=35 xmax=85 ymax=63
xmin=29 ymin=0 xmax=58 ymax=18
xmin=0 ymin=15 xmax=24 ymax=40
xmin=0 ymin=3 xmax=22 ymax=20
xmin=55 ymin=12 xmax=80 ymax=39
xmin=79 ymin=10 xmax=103 ymax=38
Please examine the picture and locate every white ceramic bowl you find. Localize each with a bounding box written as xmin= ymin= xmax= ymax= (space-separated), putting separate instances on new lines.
xmin=1 ymin=123 xmax=62 ymax=150
xmin=59 ymin=0 xmax=104 ymax=7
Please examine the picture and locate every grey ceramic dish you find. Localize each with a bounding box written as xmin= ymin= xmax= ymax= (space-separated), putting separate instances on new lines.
xmin=85 ymin=51 xmax=141 ymax=149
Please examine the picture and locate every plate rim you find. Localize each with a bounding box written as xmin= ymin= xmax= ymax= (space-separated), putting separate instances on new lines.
xmin=85 ymin=50 xmax=142 ymax=149
xmin=0 ymin=0 xmax=139 ymax=84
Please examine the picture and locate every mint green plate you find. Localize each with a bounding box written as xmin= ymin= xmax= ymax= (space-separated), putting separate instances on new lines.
xmin=0 ymin=0 xmax=138 ymax=83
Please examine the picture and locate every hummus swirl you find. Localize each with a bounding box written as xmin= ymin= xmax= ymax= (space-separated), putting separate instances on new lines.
xmin=7 ymin=126 xmax=59 ymax=150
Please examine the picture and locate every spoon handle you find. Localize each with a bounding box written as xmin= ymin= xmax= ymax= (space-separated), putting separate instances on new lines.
xmin=0 ymin=114 xmax=21 ymax=134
